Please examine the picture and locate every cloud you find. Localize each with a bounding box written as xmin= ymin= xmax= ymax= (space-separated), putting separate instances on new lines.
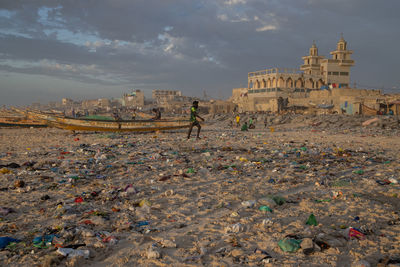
xmin=256 ymin=24 xmax=277 ymax=32
xmin=0 ymin=0 xmax=399 ymax=105
xmin=224 ymin=0 xmax=247 ymax=5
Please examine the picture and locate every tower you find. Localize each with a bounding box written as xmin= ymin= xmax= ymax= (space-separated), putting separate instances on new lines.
xmin=300 ymin=41 xmax=325 ymax=76
xmin=320 ymin=34 xmax=355 ymax=88
xmin=329 ymin=34 xmax=354 ymax=64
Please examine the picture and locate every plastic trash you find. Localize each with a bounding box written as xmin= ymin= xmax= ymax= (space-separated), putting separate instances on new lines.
xmin=346 ymin=227 xmax=365 ymax=240
xmin=33 ymin=234 xmax=59 ymax=248
xmin=147 ymin=244 xmax=161 ymax=259
xmin=272 ymin=195 xmax=286 ymax=205
xmin=186 ymin=168 xmax=195 ymax=173
xmin=0 ymin=237 xmax=21 ymax=249
xmin=241 ymin=200 xmax=256 ymax=208
xmin=306 ymin=213 xmax=318 ymax=226
xmin=278 ymin=238 xmax=302 ymax=252
xmin=259 ymin=206 xmax=273 ymax=212
xmin=225 ymin=223 xmax=245 ymax=233
xmin=57 ymin=247 xmax=90 ymax=258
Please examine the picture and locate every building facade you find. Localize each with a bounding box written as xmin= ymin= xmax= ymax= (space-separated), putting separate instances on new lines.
xmin=247 ymin=36 xmax=354 ymax=95
xmin=231 ymin=36 xmax=363 ymax=113
xmin=123 ymin=90 xmax=145 ymax=108
xmin=152 ymin=90 xmax=182 ymax=104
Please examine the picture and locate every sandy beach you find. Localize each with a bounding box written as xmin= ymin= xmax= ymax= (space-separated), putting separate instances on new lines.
xmin=0 ymin=114 xmax=399 ymax=267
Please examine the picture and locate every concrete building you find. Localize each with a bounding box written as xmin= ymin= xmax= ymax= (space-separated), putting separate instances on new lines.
xmin=208 ymin=100 xmax=237 ymax=114
xmin=122 ymin=90 xmax=144 ymax=108
xmin=231 ymin=36 xmax=398 ymax=114
xmin=247 ymin=36 xmax=354 ymax=94
xmin=152 ymin=90 xmax=182 ymax=104
xmin=81 ymin=98 xmax=110 ymax=109
xmin=62 ymin=98 xmax=74 ymax=106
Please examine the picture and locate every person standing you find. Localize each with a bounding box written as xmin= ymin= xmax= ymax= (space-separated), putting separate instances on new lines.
xmin=277 ymin=97 xmax=283 ymax=114
xmin=235 ymin=114 xmax=240 ymax=127
xmin=241 ymin=122 xmax=248 ymax=131
xmin=187 ymin=101 xmax=204 ymax=139
xmin=152 ymin=108 xmax=161 ymax=120
xmin=131 ymin=108 xmax=137 ymax=120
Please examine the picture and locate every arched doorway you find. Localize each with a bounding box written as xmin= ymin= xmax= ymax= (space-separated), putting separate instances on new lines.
xmin=272 ymin=78 xmax=277 ymax=87
xmin=255 ymin=80 xmax=260 ymax=89
xmin=295 ymin=78 xmax=303 ymax=88
xmin=262 ymin=79 xmax=266 ymax=88
xmin=286 ymin=78 xmax=293 ymax=88
xmin=267 ymin=78 xmax=271 ymax=88
xmin=305 ymin=78 xmax=314 ymax=89
xmin=278 ymin=77 xmax=285 ymax=87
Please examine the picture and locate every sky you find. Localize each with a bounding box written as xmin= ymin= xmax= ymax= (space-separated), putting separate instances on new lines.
xmin=0 ymin=0 xmax=399 ymax=106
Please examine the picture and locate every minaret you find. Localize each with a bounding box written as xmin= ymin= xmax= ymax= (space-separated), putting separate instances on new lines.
xmin=320 ymin=34 xmax=355 ymax=88
xmin=300 ymin=41 xmax=325 ymax=75
xmin=329 ymin=34 xmax=354 ymax=66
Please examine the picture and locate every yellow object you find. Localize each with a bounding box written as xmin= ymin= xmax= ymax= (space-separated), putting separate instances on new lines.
xmin=270 ymin=127 xmax=274 ymax=133
xmin=0 ymin=168 xmax=11 ymax=174
xmin=239 ymin=157 xmax=248 ymax=162
xmin=139 ymin=199 xmax=151 ymax=207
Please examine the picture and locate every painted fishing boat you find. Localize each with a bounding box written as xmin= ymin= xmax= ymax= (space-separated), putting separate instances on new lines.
xmin=0 ymin=115 xmax=47 ymax=128
xmin=23 ymin=109 xmax=191 ymax=132
xmin=46 ymin=116 xmax=191 ymax=132
xmin=0 ymin=109 xmax=47 ymax=128
xmin=0 ymin=119 xmax=47 ymax=128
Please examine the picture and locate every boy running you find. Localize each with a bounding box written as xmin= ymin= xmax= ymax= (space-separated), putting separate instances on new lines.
xmin=187 ymin=101 xmax=204 ymax=139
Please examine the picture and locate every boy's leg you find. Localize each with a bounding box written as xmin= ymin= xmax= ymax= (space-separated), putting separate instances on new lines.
xmin=196 ymin=124 xmax=201 ymax=139
xmin=187 ymin=123 xmax=194 ymax=139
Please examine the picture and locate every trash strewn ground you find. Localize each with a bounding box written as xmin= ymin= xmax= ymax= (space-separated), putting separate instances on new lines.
xmin=0 ymin=115 xmax=399 ymax=266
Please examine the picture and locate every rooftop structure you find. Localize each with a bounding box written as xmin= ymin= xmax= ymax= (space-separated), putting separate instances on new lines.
xmin=247 ymin=36 xmax=355 ymax=94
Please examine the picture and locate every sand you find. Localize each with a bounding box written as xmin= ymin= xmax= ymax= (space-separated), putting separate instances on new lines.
xmin=0 ymin=115 xmax=399 ymax=266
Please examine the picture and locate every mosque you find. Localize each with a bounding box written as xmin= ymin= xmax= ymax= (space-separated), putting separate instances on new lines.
xmin=246 ymin=35 xmax=354 ymax=94
xmin=230 ymin=36 xmax=400 ymax=114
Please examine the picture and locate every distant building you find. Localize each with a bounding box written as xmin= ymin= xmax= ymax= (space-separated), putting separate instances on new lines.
xmin=62 ymin=98 xmax=74 ymax=106
xmin=208 ymin=100 xmax=237 ymax=114
xmin=81 ymin=98 xmax=110 ymax=109
xmin=152 ymin=90 xmax=182 ymax=105
xmin=81 ymin=99 xmax=99 ymax=109
xmin=123 ymin=90 xmax=144 ymax=108
xmin=98 ymin=98 xmax=110 ymax=108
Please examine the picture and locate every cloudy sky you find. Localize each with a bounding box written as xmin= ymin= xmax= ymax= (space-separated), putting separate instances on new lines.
xmin=0 ymin=0 xmax=399 ymax=106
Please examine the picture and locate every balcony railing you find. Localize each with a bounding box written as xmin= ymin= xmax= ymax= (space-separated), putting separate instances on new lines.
xmin=248 ymin=67 xmax=302 ymax=77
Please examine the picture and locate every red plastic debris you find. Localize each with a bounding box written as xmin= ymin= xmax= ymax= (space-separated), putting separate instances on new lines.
xmin=74 ymin=196 xmax=84 ymax=203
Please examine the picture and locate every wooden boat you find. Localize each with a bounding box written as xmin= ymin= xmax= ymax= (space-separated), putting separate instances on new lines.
xmin=0 ymin=119 xmax=47 ymax=128
xmin=0 ymin=109 xmax=47 ymax=128
xmin=24 ymin=109 xmax=191 ymax=132
xmin=46 ymin=116 xmax=191 ymax=132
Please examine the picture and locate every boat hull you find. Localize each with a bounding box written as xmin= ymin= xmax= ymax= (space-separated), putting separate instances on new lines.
xmin=48 ymin=117 xmax=190 ymax=132
xmin=25 ymin=109 xmax=191 ymax=132
xmin=0 ymin=122 xmax=47 ymax=128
